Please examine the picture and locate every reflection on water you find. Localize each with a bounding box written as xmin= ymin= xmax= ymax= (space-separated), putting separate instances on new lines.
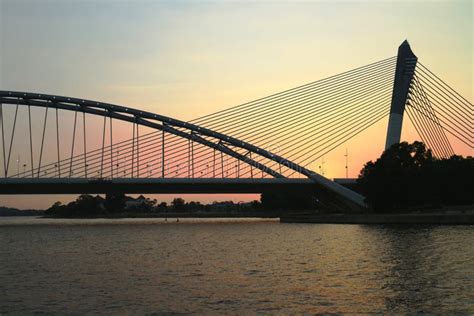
xmin=358 ymin=226 xmax=473 ymax=313
xmin=1 ymin=217 xmax=473 ymax=314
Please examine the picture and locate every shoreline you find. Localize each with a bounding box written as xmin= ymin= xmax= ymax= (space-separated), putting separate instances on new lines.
xmin=281 ymin=205 xmax=474 ymax=225
xmin=41 ymin=212 xmax=279 ymax=219
xmin=280 ymin=212 xmax=474 ymax=225
xmin=3 ymin=213 xmax=473 ymax=225
xmin=40 ymin=213 xmax=474 ymax=226
xmin=7 ymin=205 xmax=473 ymax=225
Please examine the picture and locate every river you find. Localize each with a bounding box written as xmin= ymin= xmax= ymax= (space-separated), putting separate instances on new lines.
xmin=1 ymin=217 xmax=473 ymax=314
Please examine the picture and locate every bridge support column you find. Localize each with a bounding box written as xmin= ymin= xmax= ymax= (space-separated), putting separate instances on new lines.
xmin=385 ymin=40 xmax=417 ymax=150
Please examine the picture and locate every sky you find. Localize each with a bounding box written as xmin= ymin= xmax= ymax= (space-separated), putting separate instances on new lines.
xmin=0 ymin=0 xmax=472 ymax=209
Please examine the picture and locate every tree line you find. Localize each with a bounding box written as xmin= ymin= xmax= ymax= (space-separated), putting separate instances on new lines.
xmin=45 ymin=141 xmax=473 ymax=216
xmin=357 ymin=141 xmax=473 ymax=212
xmin=45 ymin=194 xmax=263 ymax=217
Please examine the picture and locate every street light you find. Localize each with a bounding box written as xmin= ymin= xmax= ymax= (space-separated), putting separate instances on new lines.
xmin=344 ymin=148 xmax=349 ymax=178
xmin=16 ymin=155 xmax=20 ymax=176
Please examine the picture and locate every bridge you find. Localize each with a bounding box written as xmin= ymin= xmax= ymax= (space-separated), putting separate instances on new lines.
xmin=0 ymin=41 xmax=472 ymax=211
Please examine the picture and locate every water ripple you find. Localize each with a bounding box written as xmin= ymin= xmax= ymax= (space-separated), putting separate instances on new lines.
xmin=0 ymin=218 xmax=473 ymax=314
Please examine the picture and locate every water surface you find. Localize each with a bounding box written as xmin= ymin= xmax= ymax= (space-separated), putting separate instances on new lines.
xmin=1 ymin=217 xmax=473 ymax=314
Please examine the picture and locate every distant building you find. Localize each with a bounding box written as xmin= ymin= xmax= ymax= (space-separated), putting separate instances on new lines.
xmin=124 ymin=195 xmax=148 ymax=210
xmin=209 ymin=201 xmax=235 ymax=211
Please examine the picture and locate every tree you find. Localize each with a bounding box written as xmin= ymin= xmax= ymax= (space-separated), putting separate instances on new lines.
xmin=46 ymin=201 xmax=67 ymax=216
xmin=358 ymin=141 xmax=473 ymax=211
xmin=171 ymin=198 xmax=186 ymax=211
xmin=105 ymin=192 xmax=126 ymax=213
xmin=72 ymin=194 xmax=105 ymax=215
xmin=157 ymin=202 xmax=168 ymax=211
xmin=141 ymin=196 xmax=157 ymax=212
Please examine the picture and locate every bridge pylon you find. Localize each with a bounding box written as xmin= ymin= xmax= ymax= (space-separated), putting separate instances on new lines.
xmin=385 ymin=40 xmax=417 ymax=150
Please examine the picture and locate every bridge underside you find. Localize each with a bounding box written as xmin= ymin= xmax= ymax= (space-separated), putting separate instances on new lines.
xmin=0 ymin=178 xmax=320 ymax=195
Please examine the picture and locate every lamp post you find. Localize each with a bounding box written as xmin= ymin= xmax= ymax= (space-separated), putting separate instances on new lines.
xmin=16 ymin=155 xmax=20 ymax=176
xmin=344 ymin=148 xmax=349 ymax=178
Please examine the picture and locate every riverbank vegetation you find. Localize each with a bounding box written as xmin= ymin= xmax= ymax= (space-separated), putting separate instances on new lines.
xmin=45 ymin=194 xmax=267 ymax=217
xmin=43 ymin=141 xmax=473 ymax=217
xmin=357 ymin=141 xmax=473 ymax=212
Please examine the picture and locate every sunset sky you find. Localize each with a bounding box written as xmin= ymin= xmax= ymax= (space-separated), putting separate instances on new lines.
xmin=0 ymin=0 xmax=472 ymax=209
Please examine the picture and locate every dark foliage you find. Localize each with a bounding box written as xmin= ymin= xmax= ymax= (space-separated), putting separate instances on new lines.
xmin=46 ymin=194 xmax=106 ymax=217
xmin=45 ymin=194 xmax=264 ymax=217
xmin=104 ymin=192 xmax=126 ymax=213
xmin=171 ymin=198 xmax=186 ymax=211
xmin=358 ymin=141 xmax=473 ymax=211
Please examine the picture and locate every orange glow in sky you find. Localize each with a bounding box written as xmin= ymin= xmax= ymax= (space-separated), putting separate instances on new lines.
xmin=0 ymin=0 xmax=471 ymax=209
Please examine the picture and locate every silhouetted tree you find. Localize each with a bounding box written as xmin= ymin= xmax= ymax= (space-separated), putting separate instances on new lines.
xmin=46 ymin=201 xmax=67 ymax=216
xmin=140 ymin=195 xmax=157 ymax=212
xmin=105 ymin=192 xmax=126 ymax=213
xmin=46 ymin=194 xmax=105 ymax=216
xmin=358 ymin=141 xmax=473 ymax=211
xmin=72 ymin=194 xmax=105 ymax=215
xmin=172 ymin=198 xmax=186 ymax=211
xmin=157 ymin=202 xmax=168 ymax=211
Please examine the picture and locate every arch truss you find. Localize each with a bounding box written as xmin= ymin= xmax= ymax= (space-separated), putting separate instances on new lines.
xmin=0 ymin=90 xmax=366 ymax=208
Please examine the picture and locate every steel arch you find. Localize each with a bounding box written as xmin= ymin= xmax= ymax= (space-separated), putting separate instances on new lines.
xmin=0 ymin=91 xmax=286 ymax=178
xmin=0 ymin=90 xmax=366 ymax=208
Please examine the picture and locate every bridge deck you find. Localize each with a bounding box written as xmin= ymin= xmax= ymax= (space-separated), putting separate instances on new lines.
xmin=0 ymin=178 xmax=318 ymax=195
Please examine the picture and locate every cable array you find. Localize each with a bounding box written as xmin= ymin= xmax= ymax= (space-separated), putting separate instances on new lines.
xmin=3 ymin=55 xmax=472 ymax=180
xmin=188 ymin=56 xmax=397 ymax=175
xmin=405 ymin=62 xmax=473 ymax=158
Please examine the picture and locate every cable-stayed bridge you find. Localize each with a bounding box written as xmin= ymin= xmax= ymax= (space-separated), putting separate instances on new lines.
xmin=0 ymin=41 xmax=472 ymax=211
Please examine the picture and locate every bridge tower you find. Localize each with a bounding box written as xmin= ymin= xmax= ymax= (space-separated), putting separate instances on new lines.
xmin=385 ymin=40 xmax=418 ymax=150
